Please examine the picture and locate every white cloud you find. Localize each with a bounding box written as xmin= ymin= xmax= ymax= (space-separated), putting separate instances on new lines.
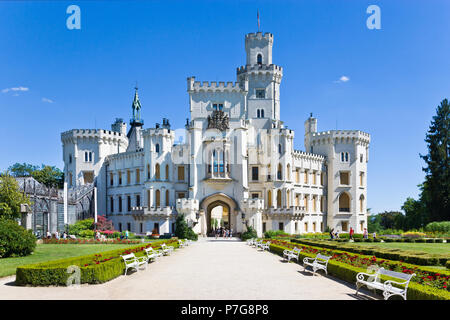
xmin=1 ymin=86 xmax=29 ymax=93
xmin=333 ymin=76 xmax=350 ymax=83
xmin=42 ymin=97 xmax=54 ymax=103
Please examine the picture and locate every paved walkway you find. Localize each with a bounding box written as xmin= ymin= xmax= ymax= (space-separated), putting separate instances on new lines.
xmin=0 ymin=238 xmax=374 ymax=300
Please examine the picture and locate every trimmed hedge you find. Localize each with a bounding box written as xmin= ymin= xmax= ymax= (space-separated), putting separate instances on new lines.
xmin=15 ymin=239 xmax=180 ymax=286
xmin=446 ymin=260 xmax=450 ymax=270
xmin=268 ymin=242 xmax=450 ymax=300
xmin=291 ymin=239 xmax=450 ymax=266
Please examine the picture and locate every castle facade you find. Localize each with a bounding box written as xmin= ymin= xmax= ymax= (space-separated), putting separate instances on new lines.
xmin=61 ymin=32 xmax=370 ymax=237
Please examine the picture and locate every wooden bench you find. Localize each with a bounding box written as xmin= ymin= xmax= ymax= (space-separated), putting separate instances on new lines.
xmin=356 ymin=267 xmax=416 ymax=300
xmin=121 ymin=253 xmax=147 ymax=275
xmin=144 ymin=247 xmax=162 ymax=262
xmin=303 ymin=253 xmax=331 ymax=276
xmin=283 ymin=247 xmax=302 ymax=262
xmin=160 ymin=243 xmax=175 ymax=255
xmin=259 ymin=241 xmax=271 ymax=251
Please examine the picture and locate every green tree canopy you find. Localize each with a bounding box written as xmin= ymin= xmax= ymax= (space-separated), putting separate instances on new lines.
xmin=420 ymin=99 xmax=450 ymax=222
xmin=8 ymin=163 xmax=64 ymax=189
xmin=0 ymin=172 xmax=31 ymax=221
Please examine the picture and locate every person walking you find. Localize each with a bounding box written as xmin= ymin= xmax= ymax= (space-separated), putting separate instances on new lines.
xmin=349 ymin=227 xmax=354 ymax=240
xmin=125 ymin=230 xmax=129 ymax=239
xmin=329 ymin=228 xmax=334 ymax=240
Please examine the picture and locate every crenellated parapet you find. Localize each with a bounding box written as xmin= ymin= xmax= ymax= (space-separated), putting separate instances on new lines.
xmin=309 ymin=130 xmax=370 ymax=146
xmin=292 ymin=150 xmax=326 ymax=162
xmin=187 ymin=76 xmax=248 ymax=93
xmin=240 ymin=198 xmax=264 ymax=214
xmin=176 ymin=198 xmax=199 ymax=215
xmin=236 ymin=64 xmax=283 ymax=75
xmin=61 ymin=128 xmax=128 ymax=146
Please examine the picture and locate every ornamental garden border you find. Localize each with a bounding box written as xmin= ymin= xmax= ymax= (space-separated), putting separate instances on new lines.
xmin=291 ymin=239 xmax=450 ymax=267
xmin=265 ymin=239 xmax=450 ymax=300
xmin=15 ymin=239 xmax=180 ymax=286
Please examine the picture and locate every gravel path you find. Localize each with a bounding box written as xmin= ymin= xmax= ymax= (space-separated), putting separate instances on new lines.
xmin=0 ymin=238 xmax=374 ymax=300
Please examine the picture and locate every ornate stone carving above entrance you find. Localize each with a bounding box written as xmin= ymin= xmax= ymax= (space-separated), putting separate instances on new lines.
xmin=207 ymin=110 xmax=229 ymax=131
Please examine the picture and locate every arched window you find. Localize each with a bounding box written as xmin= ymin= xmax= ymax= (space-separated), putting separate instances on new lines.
xmin=278 ymin=144 xmax=282 ymax=154
xmin=345 ymin=152 xmax=349 ymax=162
xmin=267 ymin=190 xmax=272 ymax=207
xmin=211 ymin=148 xmax=224 ymax=176
xmin=286 ymin=190 xmax=290 ymax=207
xmin=339 ymin=193 xmax=350 ymax=212
xmin=257 ymin=53 xmax=262 ymax=64
xmin=155 ymin=143 xmax=160 ymax=153
xmin=257 ymin=109 xmax=260 ymax=118
xmin=155 ymin=164 xmax=160 ymax=180
xmin=165 ymin=189 xmax=170 ymax=206
xmin=165 ymin=164 xmax=169 ymax=181
xmin=277 ymin=189 xmax=282 ymax=208
xmin=359 ymin=194 xmax=365 ymax=213
xmin=341 ymin=152 xmax=345 ymax=162
xmin=155 ymin=189 xmax=160 ymax=207
xmin=277 ymin=163 xmax=282 ymax=180
xmin=287 ymin=164 xmax=291 ymax=181
xmin=147 ymin=190 xmax=150 ymax=207
xmin=261 ymin=109 xmax=264 ymax=118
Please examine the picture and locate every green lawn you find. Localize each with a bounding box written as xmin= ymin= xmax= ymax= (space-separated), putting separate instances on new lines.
xmin=353 ymin=242 xmax=450 ymax=255
xmin=0 ymin=243 xmax=139 ymax=278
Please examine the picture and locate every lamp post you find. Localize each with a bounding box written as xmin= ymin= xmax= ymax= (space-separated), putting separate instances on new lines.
xmin=193 ymin=212 xmax=200 ymax=227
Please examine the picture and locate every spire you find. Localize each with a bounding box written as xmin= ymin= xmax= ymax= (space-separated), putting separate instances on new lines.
xmin=130 ymin=86 xmax=144 ymax=127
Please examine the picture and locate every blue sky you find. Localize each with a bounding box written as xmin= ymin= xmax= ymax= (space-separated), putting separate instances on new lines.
xmin=0 ymin=0 xmax=449 ymax=215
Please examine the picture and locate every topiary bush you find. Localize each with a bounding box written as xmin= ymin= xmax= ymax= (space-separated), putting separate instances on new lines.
xmin=0 ymin=219 xmax=36 ymax=258
xmin=425 ymin=221 xmax=450 ymax=233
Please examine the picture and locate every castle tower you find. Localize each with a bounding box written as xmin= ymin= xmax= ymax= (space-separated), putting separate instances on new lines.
xmin=237 ymin=32 xmax=283 ymax=128
xmin=127 ymin=87 xmax=145 ymax=152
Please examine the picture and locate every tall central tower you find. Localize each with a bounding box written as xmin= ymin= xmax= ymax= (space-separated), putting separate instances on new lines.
xmin=237 ymin=32 xmax=283 ymax=129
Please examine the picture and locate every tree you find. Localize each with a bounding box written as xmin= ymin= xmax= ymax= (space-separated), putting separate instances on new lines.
xmin=95 ymin=215 xmax=114 ymax=231
xmin=174 ymin=214 xmax=198 ymax=241
xmin=401 ymin=197 xmax=427 ymax=230
xmin=420 ymin=99 xmax=450 ymax=222
xmin=0 ymin=172 xmax=31 ymax=221
xmin=7 ymin=163 xmax=64 ymax=189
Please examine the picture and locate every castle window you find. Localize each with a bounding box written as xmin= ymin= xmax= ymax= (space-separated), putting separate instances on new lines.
xmin=165 ymin=189 xmax=169 ymax=206
xmin=127 ymin=196 xmax=131 ymax=212
xmin=287 ymin=164 xmax=291 ymax=181
xmin=277 ymin=163 xmax=282 ymax=180
xmin=118 ymin=223 xmax=122 ymax=232
xmin=304 ymin=222 xmax=308 ymax=232
xmin=278 ymin=144 xmax=282 ymax=154
xmin=304 ymin=195 xmax=309 ymax=211
xmin=256 ymin=89 xmax=265 ymax=99
xmin=136 ymin=169 xmax=140 ymax=183
xmin=340 ymin=172 xmax=350 ymax=185
xmin=213 ymin=104 xmax=218 ymax=111
xmin=345 ymin=152 xmax=349 ymax=162
xmin=118 ymin=196 xmax=122 ymax=212
xmin=155 ymin=144 xmax=160 ymax=153
xmin=136 ymin=194 xmax=140 ymax=207
xmin=127 ymin=223 xmax=131 ymax=232
xmin=110 ymin=173 xmax=114 ymax=186
xmin=178 ymin=166 xmax=185 ymax=181
xmin=89 ymin=152 xmax=92 ymax=162
xmin=257 ymin=53 xmax=262 ymax=64
xmin=118 ymin=172 xmax=122 ymax=185
xmin=69 ymin=154 xmax=72 ymax=164
xmin=261 ymin=109 xmax=264 ymax=118
xmin=147 ymin=164 xmax=150 ymax=179
xmin=155 ymin=189 xmax=160 ymax=207
xmin=341 ymin=152 xmax=350 ymax=162
xmin=360 ymin=172 xmax=364 ymax=186
xmin=313 ymin=171 xmax=316 ymax=185
xmin=110 ymin=197 xmax=114 ymax=213
xmin=155 ymin=164 xmax=160 ymax=180
xmin=257 ymin=110 xmax=260 ymax=118
xmin=252 ymin=167 xmax=259 ymax=181
xmin=278 ymin=222 xmax=284 ymax=231
xmin=83 ymin=171 xmax=94 ymax=184
xmin=219 ymin=103 xmax=223 ymax=111
xmin=359 ymin=194 xmax=365 ymax=212
xmin=277 ymin=189 xmax=282 ymax=207
xmin=339 ymin=193 xmax=350 ymax=212
xmin=304 ymin=170 xmax=309 ymax=184
xmin=165 ymin=165 xmax=169 ymax=181
xmin=267 ymin=190 xmax=272 ymax=207
xmin=127 ymin=170 xmax=131 ymax=184
xmin=360 ymin=154 xmax=363 ymax=163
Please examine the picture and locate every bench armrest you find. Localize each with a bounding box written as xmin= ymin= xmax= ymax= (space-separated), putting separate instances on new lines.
xmin=303 ymin=257 xmax=315 ymax=263
xmin=283 ymin=249 xmax=292 ymax=255
xmin=383 ymin=279 xmax=408 ymax=291
xmin=356 ymin=272 xmax=376 ymax=282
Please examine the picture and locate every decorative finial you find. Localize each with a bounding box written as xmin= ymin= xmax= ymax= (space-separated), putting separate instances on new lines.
xmin=310 ymin=112 xmax=313 ymax=118
xmin=257 ymin=10 xmax=260 ymax=32
xmin=135 ymin=81 xmax=138 ymax=91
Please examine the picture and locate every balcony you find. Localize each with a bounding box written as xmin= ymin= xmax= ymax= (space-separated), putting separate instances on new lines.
xmin=131 ymin=206 xmax=174 ymax=217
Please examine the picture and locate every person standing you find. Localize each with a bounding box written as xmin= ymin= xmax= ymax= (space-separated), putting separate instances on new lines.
xmin=125 ymin=230 xmax=129 ymax=239
xmin=329 ymin=228 xmax=334 ymax=240
xmin=349 ymin=227 xmax=354 ymax=240
xmin=363 ymin=228 xmax=368 ymax=239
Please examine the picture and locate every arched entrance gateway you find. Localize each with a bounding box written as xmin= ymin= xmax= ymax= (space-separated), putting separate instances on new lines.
xmin=200 ymin=193 xmax=239 ymax=236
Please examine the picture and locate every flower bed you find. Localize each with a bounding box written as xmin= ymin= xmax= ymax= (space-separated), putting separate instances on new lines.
xmin=264 ymin=239 xmax=450 ymax=300
xmin=42 ymin=238 xmax=142 ymax=245
xmin=291 ymin=239 xmax=450 ymax=266
xmin=15 ymin=239 xmax=180 ymax=286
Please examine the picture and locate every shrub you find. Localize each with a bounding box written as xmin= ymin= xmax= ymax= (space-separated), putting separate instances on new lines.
xmin=264 ymin=230 xmax=289 ymax=239
xmin=0 ymin=219 xmax=36 ymax=258
xmin=402 ymin=231 xmax=426 ymax=239
xmin=174 ymin=214 xmax=197 ymax=241
xmin=79 ymin=230 xmax=95 ymax=238
xmin=435 ymin=238 xmax=444 ymax=243
xmin=446 ymin=260 xmax=450 ymax=269
xmin=67 ymin=218 xmax=94 ymax=236
xmin=425 ymin=221 xmax=450 ymax=233
xmin=241 ymin=226 xmax=257 ymax=240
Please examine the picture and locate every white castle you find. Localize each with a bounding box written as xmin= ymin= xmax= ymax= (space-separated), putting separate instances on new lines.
xmin=61 ymin=32 xmax=370 ymax=237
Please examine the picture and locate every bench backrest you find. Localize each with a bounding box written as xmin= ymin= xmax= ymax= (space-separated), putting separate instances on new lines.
xmin=263 ymin=241 xmax=271 ymax=246
xmin=316 ymin=254 xmax=331 ymax=262
xmin=293 ymin=247 xmax=302 ymax=255
xmin=144 ymin=247 xmax=155 ymax=254
xmin=121 ymin=253 xmax=136 ymax=264
xmin=161 ymin=243 xmax=167 ymax=248
xmin=379 ymin=268 xmax=415 ymax=282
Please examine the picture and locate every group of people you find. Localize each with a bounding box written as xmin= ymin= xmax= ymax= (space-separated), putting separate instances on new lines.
xmin=363 ymin=228 xmax=376 ymax=240
xmin=329 ymin=227 xmax=376 ymax=240
xmin=46 ymin=231 xmax=68 ymax=240
xmin=214 ymin=227 xmax=233 ymax=239
xmin=329 ymin=228 xmax=340 ymax=239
